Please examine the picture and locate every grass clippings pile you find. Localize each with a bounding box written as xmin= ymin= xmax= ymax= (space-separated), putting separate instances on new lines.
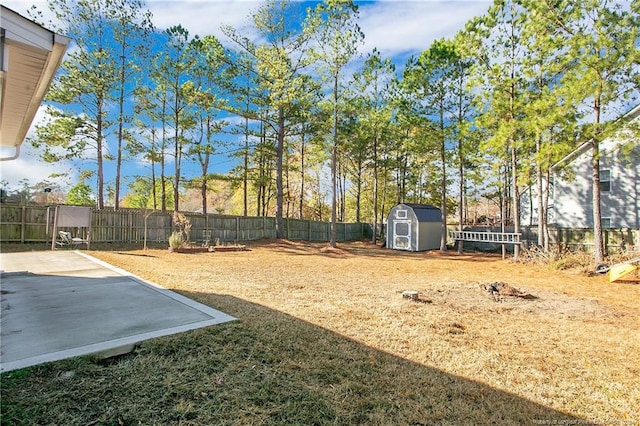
xmin=1 ymin=240 xmax=639 ymax=425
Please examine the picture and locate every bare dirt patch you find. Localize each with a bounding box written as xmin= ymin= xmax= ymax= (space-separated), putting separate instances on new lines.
xmin=402 ymin=280 xmax=616 ymax=320
xmin=81 ymin=239 xmax=640 ymax=423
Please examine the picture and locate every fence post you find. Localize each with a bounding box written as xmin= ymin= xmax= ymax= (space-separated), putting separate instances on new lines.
xmin=236 ymin=217 xmax=239 ymax=245
xmin=20 ymin=206 xmax=26 ymax=243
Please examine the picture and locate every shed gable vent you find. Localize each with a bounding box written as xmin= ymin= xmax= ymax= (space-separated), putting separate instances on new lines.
xmin=395 ymin=209 xmax=408 ymax=219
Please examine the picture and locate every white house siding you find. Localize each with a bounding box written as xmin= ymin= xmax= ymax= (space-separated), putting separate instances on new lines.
xmin=599 ymin=141 xmax=639 ymax=228
xmin=552 ymin=148 xmax=592 ymax=228
xmin=552 ymin=138 xmax=639 ymax=228
xmin=522 ymin=105 xmax=640 ymax=229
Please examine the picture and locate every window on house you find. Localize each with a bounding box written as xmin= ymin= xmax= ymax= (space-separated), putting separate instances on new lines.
xmin=547 ymin=206 xmax=555 ymax=224
xmin=601 ymin=217 xmax=612 ymax=228
xmin=599 ymin=169 xmax=611 ymax=192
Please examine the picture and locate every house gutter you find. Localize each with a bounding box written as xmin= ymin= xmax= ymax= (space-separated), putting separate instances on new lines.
xmin=0 ymin=144 xmax=20 ymax=161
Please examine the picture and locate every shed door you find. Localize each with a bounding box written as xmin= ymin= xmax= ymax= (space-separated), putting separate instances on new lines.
xmin=393 ymin=220 xmax=411 ymax=250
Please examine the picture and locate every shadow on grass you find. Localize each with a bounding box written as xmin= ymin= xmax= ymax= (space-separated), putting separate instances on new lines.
xmin=2 ymin=289 xmax=585 ymax=425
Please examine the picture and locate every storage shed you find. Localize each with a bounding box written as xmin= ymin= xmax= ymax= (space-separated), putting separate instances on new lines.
xmin=386 ymin=203 xmax=442 ymax=252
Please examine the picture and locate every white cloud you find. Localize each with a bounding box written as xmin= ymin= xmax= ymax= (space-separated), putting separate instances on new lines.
xmin=0 ymin=107 xmax=78 ymax=191
xmin=4 ymin=0 xmax=491 ymax=67
xmin=148 ymin=0 xmax=491 ymax=60
xmin=358 ymin=0 xmax=491 ymax=58
xmin=0 ymin=148 xmax=76 ymax=191
xmin=4 ymin=0 xmax=264 ymax=45
xmin=2 ymin=0 xmax=62 ymax=31
xmin=146 ymin=0 xmax=264 ymax=43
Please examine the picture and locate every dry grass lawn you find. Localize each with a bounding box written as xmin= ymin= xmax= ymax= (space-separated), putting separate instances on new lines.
xmin=2 ymin=239 xmax=639 ymax=425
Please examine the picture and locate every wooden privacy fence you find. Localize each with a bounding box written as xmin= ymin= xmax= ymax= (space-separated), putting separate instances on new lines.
xmin=550 ymin=227 xmax=640 ymax=252
xmin=0 ymin=205 xmax=370 ymax=244
xmin=447 ymin=225 xmax=640 ymax=253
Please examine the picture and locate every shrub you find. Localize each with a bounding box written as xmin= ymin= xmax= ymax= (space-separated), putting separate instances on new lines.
xmin=172 ymin=212 xmax=192 ymax=244
xmin=550 ymin=250 xmax=593 ymax=272
xmin=168 ymin=231 xmax=184 ymax=249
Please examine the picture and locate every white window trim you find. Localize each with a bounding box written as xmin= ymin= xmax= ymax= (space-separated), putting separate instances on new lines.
xmin=600 ymin=169 xmax=612 ymax=192
xmin=396 ymin=210 xmax=408 ymax=219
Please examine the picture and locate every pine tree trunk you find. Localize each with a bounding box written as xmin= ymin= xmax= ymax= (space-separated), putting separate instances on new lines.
xmin=115 ymin=49 xmax=126 ymax=211
xmin=330 ymin=75 xmax=338 ymax=248
xmin=244 ymin=116 xmax=249 ymax=217
xmin=543 ymin=169 xmax=551 ymax=251
xmin=458 ymin=136 xmax=464 ymax=255
xmin=511 ymin=142 xmax=520 ymax=260
xmin=151 ymin=131 xmax=157 ymax=210
xmin=536 ymin=137 xmax=544 ymax=247
xmin=275 ymin=106 xmax=285 ymax=239
xmin=372 ymin=134 xmax=379 ymax=244
xmin=173 ymin=78 xmax=180 ymax=213
xmin=161 ymin=95 xmax=167 ymax=212
xmin=96 ymin=96 xmax=105 ymax=210
xmin=501 ymin=163 xmax=508 ymax=259
xmin=439 ymin=106 xmax=447 ymax=252
xmin=592 ymin=98 xmax=605 ymax=264
xmin=355 ymin=155 xmax=362 ymax=223
xmin=299 ymin=130 xmax=305 ymax=219
xmin=592 ymin=140 xmax=604 ymax=263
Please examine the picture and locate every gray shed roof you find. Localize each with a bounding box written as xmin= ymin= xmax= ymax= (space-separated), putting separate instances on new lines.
xmin=398 ymin=203 xmax=441 ymax=222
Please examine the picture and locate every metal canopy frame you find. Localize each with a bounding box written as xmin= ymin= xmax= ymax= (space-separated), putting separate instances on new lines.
xmin=50 ymin=205 xmax=93 ymax=250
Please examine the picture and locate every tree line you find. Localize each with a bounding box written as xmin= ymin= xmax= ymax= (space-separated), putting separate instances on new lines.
xmin=20 ymin=0 xmax=639 ymax=261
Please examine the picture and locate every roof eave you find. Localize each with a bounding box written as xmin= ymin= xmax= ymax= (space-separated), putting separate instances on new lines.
xmin=11 ymin=34 xmax=70 ymax=149
xmin=0 ymin=6 xmax=70 ymax=160
xmin=551 ymin=103 xmax=640 ymax=171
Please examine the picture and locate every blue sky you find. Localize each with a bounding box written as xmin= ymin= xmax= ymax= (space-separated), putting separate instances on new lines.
xmin=0 ymin=0 xmax=492 ymax=193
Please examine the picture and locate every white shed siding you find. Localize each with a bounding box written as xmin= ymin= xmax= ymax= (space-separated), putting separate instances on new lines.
xmin=386 ymin=204 xmax=441 ymax=251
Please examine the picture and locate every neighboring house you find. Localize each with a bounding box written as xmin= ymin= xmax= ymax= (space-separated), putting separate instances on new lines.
xmin=522 ymin=103 xmax=640 ymax=229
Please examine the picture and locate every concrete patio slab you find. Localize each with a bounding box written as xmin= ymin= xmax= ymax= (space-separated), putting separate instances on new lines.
xmin=0 ymin=251 xmax=235 ymax=372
